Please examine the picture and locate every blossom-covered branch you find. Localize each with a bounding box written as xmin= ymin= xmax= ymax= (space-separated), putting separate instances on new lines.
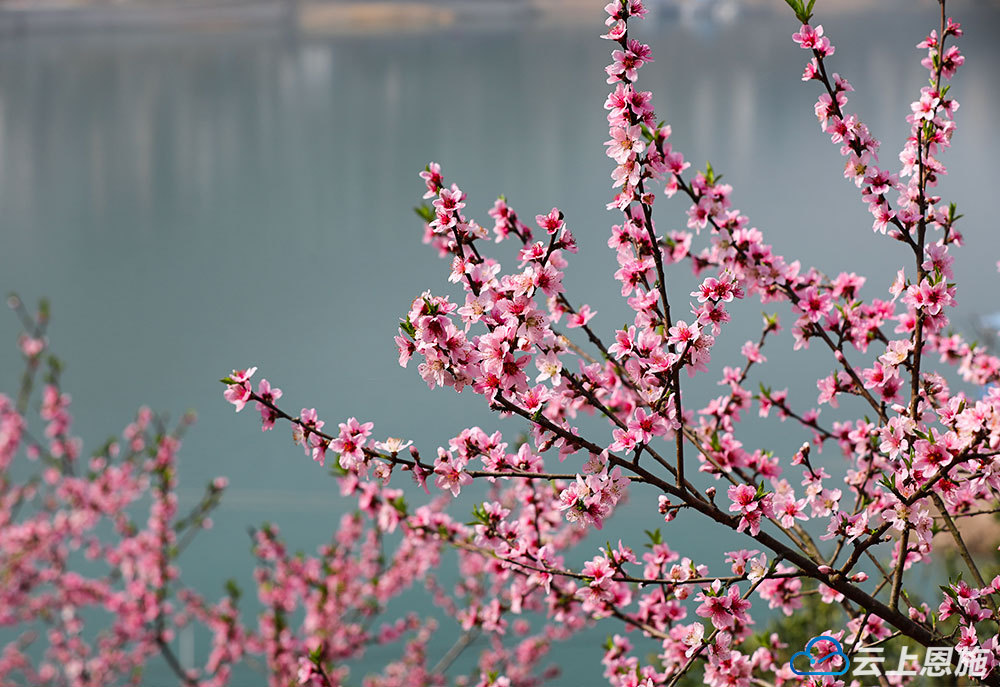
xmin=221 ymin=1 xmax=1000 ymax=683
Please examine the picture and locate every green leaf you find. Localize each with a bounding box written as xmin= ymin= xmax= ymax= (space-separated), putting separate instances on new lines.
xmin=390 ymin=495 xmax=408 ymax=516
xmin=939 ymin=584 xmax=958 ymax=600
xmin=467 ymin=503 xmax=491 ymax=527
xmin=414 ymin=204 xmax=436 ymax=223
xmin=710 ymin=430 xmax=722 ymax=453
xmin=225 ymin=578 xmax=242 ymax=600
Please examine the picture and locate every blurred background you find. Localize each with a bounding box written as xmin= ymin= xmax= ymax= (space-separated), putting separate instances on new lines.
xmin=2 ymin=0 xmax=1000 ymax=683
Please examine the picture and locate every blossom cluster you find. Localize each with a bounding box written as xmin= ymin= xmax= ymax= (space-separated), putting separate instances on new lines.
xmin=2 ymin=301 xmax=572 ymax=687
xmin=1 ymin=299 xmax=240 ymax=686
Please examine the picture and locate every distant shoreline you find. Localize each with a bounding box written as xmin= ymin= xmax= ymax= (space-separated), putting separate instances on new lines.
xmin=0 ymin=0 xmax=993 ymax=36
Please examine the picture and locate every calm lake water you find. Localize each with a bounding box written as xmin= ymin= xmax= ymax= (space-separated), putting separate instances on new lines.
xmin=2 ymin=6 xmax=1000 ymax=684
